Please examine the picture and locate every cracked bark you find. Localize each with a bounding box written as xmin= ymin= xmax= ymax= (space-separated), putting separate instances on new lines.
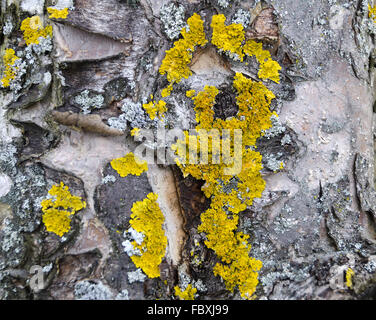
xmin=1 ymin=0 xmax=376 ymax=300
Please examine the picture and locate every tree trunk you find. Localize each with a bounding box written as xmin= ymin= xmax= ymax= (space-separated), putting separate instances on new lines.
xmin=1 ymin=0 xmax=376 ymax=300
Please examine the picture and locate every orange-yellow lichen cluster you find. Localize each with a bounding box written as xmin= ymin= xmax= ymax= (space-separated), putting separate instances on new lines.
xmin=145 ymin=12 xmax=281 ymax=297
xmin=174 ymin=284 xmax=197 ymax=300
xmin=159 ymin=13 xmax=208 ymax=84
xmin=1 ymin=13 xmax=59 ymax=87
xmin=211 ymin=14 xmax=281 ymax=83
xmin=211 ymin=14 xmax=245 ymax=61
xmin=175 ymin=73 xmax=274 ymax=204
xmin=155 ymin=14 xmax=280 ymax=126
xmin=346 ymin=268 xmax=355 ymax=289
xmin=1 ymin=49 xmax=20 ymax=88
xmin=142 ymin=96 xmax=168 ymax=120
xmin=131 ymin=127 xmax=140 ymax=137
xmin=173 ymin=74 xmax=273 ymax=298
xmin=369 ymin=4 xmax=376 ymax=23
xmin=161 ymin=84 xmax=174 ymax=98
xmin=111 ymin=152 xmax=148 ymax=177
xmin=243 ymin=40 xmax=281 ymax=83
xmin=41 ymin=182 xmax=86 ymax=237
xmin=47 ymin=7 xmax=69 ymax=19
xmin=20 ymin=16 xmax=53 ymax=46
xmin=128 ymin=193 xmax=168 ymax=278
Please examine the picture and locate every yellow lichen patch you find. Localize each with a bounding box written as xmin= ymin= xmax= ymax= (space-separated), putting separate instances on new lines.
xmin=243 ymin=40 xmax=281 ymax=83
xmin=175 ymin=75 xmax=272 ymax=202
xmin=1 ymin=49 xmax=20 ymax=88
xmin=131 ymin=127 xmax=140 ymax=137
xmin=186 ymin=90 xmax=196 ymax=98
xmin=111 ymin=152 xmax=148 ymax=177
xmin=191 ymin=85 xmax=218 ymax=130
xmin=143 ymin=99 xmax=167 ymax=120
xmin=20 ymin=16 xmax=53 ymax=46
xmin=211 ymin=14 xmax=245 ymax=61
xmin=41 ymin=182 xmax=86 ymax=237
xmin=171 ymin=69 xmax=275 ymax=298
xmin=159 ymin=13 xmax=208 ymax=84
xmin=257 ymin=58 xmax=281 ymax=83
xmin=369 ymin=4 xmax=376 ymax=23
xmin=232 ymin=72 xmax=275 ymax=145
xmin=161 ymin=84 xmax=173 ymax=98
xmin=47 ymin=7 xmax=69 ymax=19
xmin=158 ymin=12 xmax=280 ymax=299
xmin=129 ymin=193 xmax=167 ymax=278
xmin=346 ymin=268 xmax=355 ymax=289
xmin=198 ymin=205 xmax=263 ymax=298
xmin=174 ymin=284 xmax=197 ymax=300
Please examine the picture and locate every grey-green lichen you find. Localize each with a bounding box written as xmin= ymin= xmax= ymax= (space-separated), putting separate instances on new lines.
xmin=122 ymin=227 xmax=145 ymax=257
xmin=0 ymin=218 xmax=25 ymax=269
xmin=232 ymin=9 xmax=251 ymax=28
xmin=2 ymin=19 xmax=13 ymax=36
xmin=102 ymin=175 xmax=116 ymax=184
xmin=263 ymin=153 xmax=284 ymax=172
xmin=160 ymin=3 xmax=186 ymax=40
xmin=127 ymin=268 xmax=146 ymax=283
xmin=1 ymin=163 xmax=47 ymax=233
xmin=74 ymin=280 xmax=130 ymax=300
xmin=192 ymin=279 xmax=207 ymax=293
xmin=2 ymin=29 xmax=54 ymax=106
xmin=48 ymin=0 xmax=75 ymax=10
xmin=281 ymin=134 xmax=292 ymax=146
xmin=217 ymin=0 xmax=232 ymax=9
xmin=20 ymin=0 xmax=45 ymax=15
xmin=74 ymin=280 xmax=114 ymax=300
xmin=107 ymin=98 xmax=157 ymax=131
xmin=107 ymin=114 xmax=128 ymax=132
xmin=115 ymin=289 xmax=129 ymax=300
xmin=74 ymin=90 xmax=105 ymax=114
xmin=262 ymin=114 xmax=286 ymax=139
xmin=0 ymin=143 xmax=18 ymax=175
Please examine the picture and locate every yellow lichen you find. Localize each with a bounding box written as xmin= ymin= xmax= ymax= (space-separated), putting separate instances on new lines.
xmin=1 ymin=49 xmax=20 ymax=88
xmin=156 ymin=12 xmax=279 ymax=120
xmin=211 ymin=14 xmax=245 ymax=61
xmin=244 ymin=40 xmax=281 ymax=83
xmin=41 ymin=182 xmax=86 ymax=237
xmin=198 ymin=201 xmax=263 ymax=299
xmin=369 ymin=4 xmax=376 ymax=23
xmin=111 ymin=152 xmax=148 ymax=177
xmin=172 ymin=73 xmax=273 ymax=298
xmin=20 ymin=16 xmax=53 ymax=46
xmin=174 ymin=284 xmax=197 ymax=300
xmin=143 ymin=98 xmax=167 ymax=120
xmin=131 ymin=127 xmax=140 ymax=137
xmin=257 ymin=58 xmax=281 ymax=83
xmin=161 ymin=84 xmax=173 ymax=98
xmin=159 ymin=13 xmax=207 ymax=84
xmin=346 ymin=268 xmax=355 ymax=289
xmin=186 ymin=90 xmax=196 ymax=98
xmin=175 ymin=74 xmax=273 ymax=202
xmin=158 ymin=12 xmax=280 ymax=299
xmin=128 ymin=193 xmax=167 ymax=278
xmin=210 ymin=18 xmax=282 ymax=82
xmin=47 ymin=7 xmax=69 ymax=19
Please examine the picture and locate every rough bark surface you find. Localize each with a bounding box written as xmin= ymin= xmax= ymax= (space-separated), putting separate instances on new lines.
xmin=1 ymin=0 xmax=376 ymax=300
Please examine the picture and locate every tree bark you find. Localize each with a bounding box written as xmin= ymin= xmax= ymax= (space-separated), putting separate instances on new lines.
xmin=1 ymin=0 xmax=376 ymax=300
